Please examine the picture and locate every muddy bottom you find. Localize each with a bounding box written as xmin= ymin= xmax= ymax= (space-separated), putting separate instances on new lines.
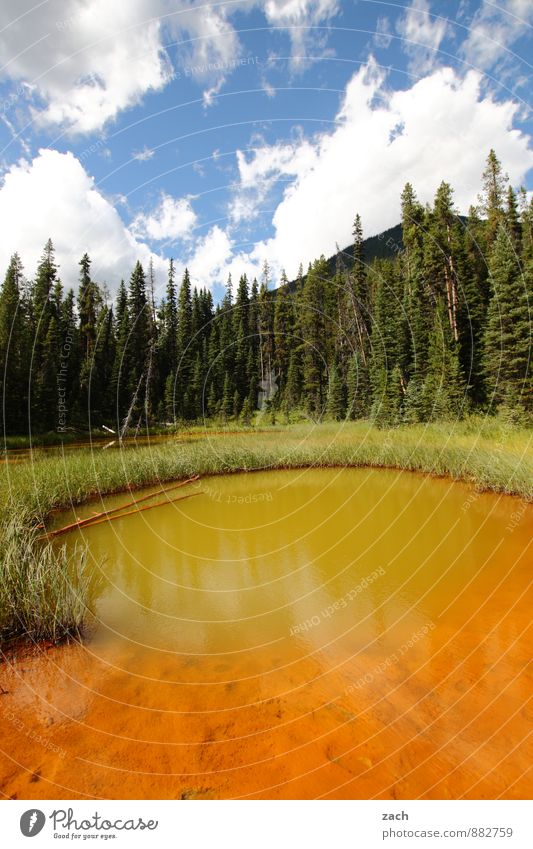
xmin=1 ymin=467 xmax=531 ymax=799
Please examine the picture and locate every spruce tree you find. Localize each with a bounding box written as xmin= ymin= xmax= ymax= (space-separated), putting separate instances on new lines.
xmin=505 ymin=186 xmax=521 ymax=252
xmin=326 ymin=364 xmax=346 ymax=420
xmin=301 ymin=257 xmax=329 ymax=417
xmin=273 ymin=272 xmax=294 ymax=392
xmin=283 ymin=350 xmax=301 ymax=416
xmin=421 ymin=298 xmax=466 ymax=421
xmin=0 ymin=254 xmax=27 ymax=432
xmin=483 ymin=224 xmax=531 ymax=411
xmin=31 ymin=240 xmax=60 ymax=430
xmin=479 ymin=149 xmax=508 ymax=249
xmin=221 ymin=372 xmax=233 ymax=421
xmin=161 ymin=258 xmax=177 ymax=382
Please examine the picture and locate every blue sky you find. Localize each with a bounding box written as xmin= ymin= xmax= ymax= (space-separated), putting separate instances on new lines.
xmin=0 ymin=0 xmax=532 ymax=302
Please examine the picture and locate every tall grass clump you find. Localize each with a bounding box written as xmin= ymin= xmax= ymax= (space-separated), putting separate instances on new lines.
xmin=0 ymin=508 xmax=93 ymax=644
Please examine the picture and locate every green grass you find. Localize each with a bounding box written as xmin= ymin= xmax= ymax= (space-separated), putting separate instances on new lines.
xmin=0 ymin=509 xmax=94 ymax=646
xmin=1 ymin=417 xmax=531 ymax=647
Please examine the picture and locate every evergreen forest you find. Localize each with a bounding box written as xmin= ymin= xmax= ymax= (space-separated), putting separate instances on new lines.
xmin=0 ymin=150 xmax=531 ymax=436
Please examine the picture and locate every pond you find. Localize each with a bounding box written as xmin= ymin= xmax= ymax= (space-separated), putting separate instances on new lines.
xmin=0 ymin=467 xmax=531 ymax=799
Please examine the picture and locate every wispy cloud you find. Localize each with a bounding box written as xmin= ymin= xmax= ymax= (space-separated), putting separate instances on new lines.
xmin=132 ymin=146 xmax=155 ymax=162
xmin=396 ymin=0 xmax=449 ymax=75
xmin=459 ymin=0 xmax=533 ymax=72
xmin=374 ymin=16 xmax=393 ymax=49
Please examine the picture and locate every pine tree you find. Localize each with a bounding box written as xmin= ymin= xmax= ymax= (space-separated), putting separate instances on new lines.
xmin=273 ymin=272 xmax=294 ymax=391
xmin=351 ymin=213 xmax=369 ymax=328
xmin=505 ymin=186 xmax=521 ymax=252
xmin=0 ymin=254 xmax=27 ymax=432
xmin=479 ymin=149 xmax=508 ymax=249
xmin=461 ymin=206 xmax=490 ymax=404
xmin=283 ymin=350 xmax=301 ymax=417
xmin=372 ymin=364 xmax=403 ymax=427
xmin=78 ymin=254 xmax=100 ymax=361
xmin=421 ymin=298 xmax=466 ymax=421
xmin=425 ymin=182 xmax=460 ymax=341
xmin=233 ymin=274 xmax=250 ymax=401
xmin=161 ymin=258 xmax=177 ymax=382
xmin=111 ymin=280 xmax=131 ymax=424
xmin=519 ymin=189 xmax=533 ymax=264
xmin=221 ymin=372 xmax=233 ymax=421
xmin=370 ymin=260 xmax=407 ymax=410
xmin=241 ymin=395 xmax=253 ymax=426
xmin=124 ymin=261 xmax=150 ymax=430
xmin=94 ymin=303 xmax=115 ymax=421
xmin=326 ymin=364 xmax=346 ymax=420
xmin=346 ymin=352 xmax=370 ymax=419
xmin=258 ymin=270 xmax=275 ymax=395
xmin=400 ymin=184 xmax=430 ymax=380
xmin=301 ymin=257 xmax=329 ymax=417
xmin=77 ymin=254 xmax=104 ymax=424
xmin=219 ymin=273 xmax=235 ymax=384
xmin=176 ymin=267 xmax=193 ymax=417
xmin=31 ymin=240 xmax=60 ymax=430
xmin=483 ymin=224 xmax=531 ymax=411
xmin=60 ymin=288 xmax=80 ymax=423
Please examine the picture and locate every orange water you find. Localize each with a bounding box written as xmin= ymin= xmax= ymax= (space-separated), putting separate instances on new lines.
xmin=1 ymin=468 xmax=531 ymax=799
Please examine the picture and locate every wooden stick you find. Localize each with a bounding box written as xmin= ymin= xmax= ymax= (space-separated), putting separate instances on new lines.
xmin=57 ymin=490 xmax=204 ymax=534
xmin=43 ymin=475 xmax=200 ymax=539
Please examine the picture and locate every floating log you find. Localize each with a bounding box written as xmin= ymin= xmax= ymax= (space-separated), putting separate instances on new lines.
xmin=59 ymin=490 xmax=203 ymax=533
xmin=42 ymin=475 xmax=200 ymax=539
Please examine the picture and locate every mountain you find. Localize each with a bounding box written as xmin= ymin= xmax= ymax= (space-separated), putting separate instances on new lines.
xmin=284 ymin=222 xmax=404 ymax=291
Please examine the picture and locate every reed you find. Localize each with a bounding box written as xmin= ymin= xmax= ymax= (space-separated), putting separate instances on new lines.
xmin=0 ymin=507 xmax=93 ymax=645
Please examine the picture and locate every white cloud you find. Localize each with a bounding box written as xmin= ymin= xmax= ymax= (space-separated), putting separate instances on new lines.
xmin=263 ymin=0 xmax=339 ymax=69
xmin=0 ymin=0 xmax=249 ymax=132
xmin=132 ymin=193 xmax=197 ymax=242
xmin=0 ymin=149 xmax=165 ymax=290
xmin=170 ymin=2 xmax=242 ymax=108
xmin=229 ymin=139 xmax=317 ymax=223
xmin=132 ymin=146 xmax=155 ymax=162
xmin=374 ymin=16 xmax=393 ymax=49
xmin=459 ymin=0 xmax=533 ymax=71
xmin=396 ymin=0 xmax=449 ymax=75
xmin=227 ymin=61 xmax=533 ymax=280
xmin=0 ymin=0 xmax=343 ymax=131
xmin=0 ymin=0 xmax=173 ymax=135
xmin=182 ymin=225 xmax=233 ymax=289
xmin=262 ymin=78 xmax=276 ymax=98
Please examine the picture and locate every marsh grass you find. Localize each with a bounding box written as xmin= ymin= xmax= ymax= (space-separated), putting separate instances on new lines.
xmin=0 ymin=508 xmax=95 ymax=644
xmin=0 ymin=418 xmax=531 ymax=645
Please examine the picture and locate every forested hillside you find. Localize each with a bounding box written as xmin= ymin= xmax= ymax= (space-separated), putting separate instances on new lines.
xmin=0 ymin=150 xmax=531 ymax=436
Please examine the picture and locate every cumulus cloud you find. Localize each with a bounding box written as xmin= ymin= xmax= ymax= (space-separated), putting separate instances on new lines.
xmin=131 ymin=194 xmax=197 ymax=242
xmin=229 ymin=139 xmax=317 ymax=223
xmin=228 ymin=61 xmax=533 ymax=280
xmin=0 ymin=1 xmax=344 ymax=132
xmin=170 ymin=2 xmax=242 ymax=107
xmin=0 ymin=0 xmax=173 ymax=135
xmin=0 ymin=0 xmax=247 ymax=133
xmin=459 ymin=0 xmax=533 ymax=71
xmin=0 ymin=149 xmax=165 ymax=290
xmin=181 ymin=225 xmax=233 ymax=289
xmin=396 ymin=0 xmax=449 ymax=75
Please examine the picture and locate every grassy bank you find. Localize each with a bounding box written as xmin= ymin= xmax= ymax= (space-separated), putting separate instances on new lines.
xmin=1 ymin=418 xmax=532 ymax=646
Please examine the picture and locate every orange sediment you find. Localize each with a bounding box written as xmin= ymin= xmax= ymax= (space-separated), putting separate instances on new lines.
xmin=2 ymin=467 xmax=531 ymax=801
